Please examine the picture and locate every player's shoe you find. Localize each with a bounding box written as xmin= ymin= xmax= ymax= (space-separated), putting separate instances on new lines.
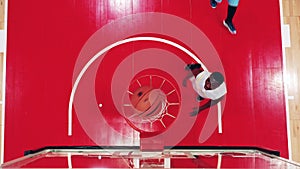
xmin=210 ymin=0 xmax=217 ymax=8
xmin=223 ymin=20 xmax=237 ymax=34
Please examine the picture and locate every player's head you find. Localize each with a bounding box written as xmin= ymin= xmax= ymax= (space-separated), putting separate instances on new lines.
xmin=206 ymin=72 xmax=224 ymax=90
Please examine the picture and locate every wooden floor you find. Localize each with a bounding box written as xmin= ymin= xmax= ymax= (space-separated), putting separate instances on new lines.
xmin=0 ymin=0 xmax=299 ymax=164
xmin=0 ymin=0 xmax=5 ymax=164
xmin=282 ymin=0 xmax=300 ymax=163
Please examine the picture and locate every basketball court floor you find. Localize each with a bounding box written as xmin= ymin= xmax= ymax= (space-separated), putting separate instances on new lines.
xmin=1 ymin=0 xmax=298 ymax=168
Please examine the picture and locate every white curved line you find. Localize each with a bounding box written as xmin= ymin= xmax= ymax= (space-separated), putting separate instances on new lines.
xmin=68 ymin=36 xmax=207 ymax=135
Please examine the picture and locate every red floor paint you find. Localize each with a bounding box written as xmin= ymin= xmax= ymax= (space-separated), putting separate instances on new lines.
xmin=4 ymin=0 xmax=288 ymax=163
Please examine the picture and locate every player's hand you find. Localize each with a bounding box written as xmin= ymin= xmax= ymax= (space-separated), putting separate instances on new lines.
xmin=182 ymin=79 xmax=187 ymax=87
xmin=190 ymin=107 xmax=199 ymax=116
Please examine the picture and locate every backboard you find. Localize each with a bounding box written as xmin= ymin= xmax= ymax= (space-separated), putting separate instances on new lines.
xmin=1 ymin=146 xmax=299 ymax=168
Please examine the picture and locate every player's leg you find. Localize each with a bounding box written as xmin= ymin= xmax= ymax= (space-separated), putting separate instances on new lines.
xmin=223 ymin=0 xmax=239 ymax=34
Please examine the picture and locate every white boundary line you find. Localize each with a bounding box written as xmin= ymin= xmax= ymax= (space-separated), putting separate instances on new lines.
xmin=279 ymin=0 xmax=292 ymax=160
xmin=133 ymin=158 xmax=140 ymax=168
xmin=217 ymin=153 xmax=222 ymax=169
xmin=217 ymin=102 xmax=222 ymax=133
xmin=68 ymin=36 xmax=213 ymax=136
xmin=67 ymin=153 xmax=72 ymax=168
xmin=164 ymin=157 xmax=170 ymax=168
xmin=1 ymin=0 xmax=8 ymax=164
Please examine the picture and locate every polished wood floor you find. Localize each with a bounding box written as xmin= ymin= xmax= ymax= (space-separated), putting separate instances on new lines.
xmin=0 ymin=0 xmax=4 ymax=164
xmin=0 ymin=0 xmax=299 ymax=163
xmin=283 ymin=0 xmax=300 ymax=163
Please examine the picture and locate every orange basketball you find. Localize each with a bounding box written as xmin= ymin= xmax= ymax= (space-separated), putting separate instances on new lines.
xmin=130 ymin=86 xmax=153 ymax=112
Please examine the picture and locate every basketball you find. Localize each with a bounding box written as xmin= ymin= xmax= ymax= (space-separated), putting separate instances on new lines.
xmin=130 ymin=86 xmax=153 ymax=112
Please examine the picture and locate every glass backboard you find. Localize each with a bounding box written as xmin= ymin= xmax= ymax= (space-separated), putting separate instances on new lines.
xmin=1 ymin=146 xmax=300 ymax=168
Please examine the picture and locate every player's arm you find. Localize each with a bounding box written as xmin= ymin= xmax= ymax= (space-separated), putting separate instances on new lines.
xmin=183 ymin=64 xmax=204 ymax=87
xmin=190 ymin=96 xmax=224 ymax=116
xmin=182 ymin=72 xmax=194 ymax=87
